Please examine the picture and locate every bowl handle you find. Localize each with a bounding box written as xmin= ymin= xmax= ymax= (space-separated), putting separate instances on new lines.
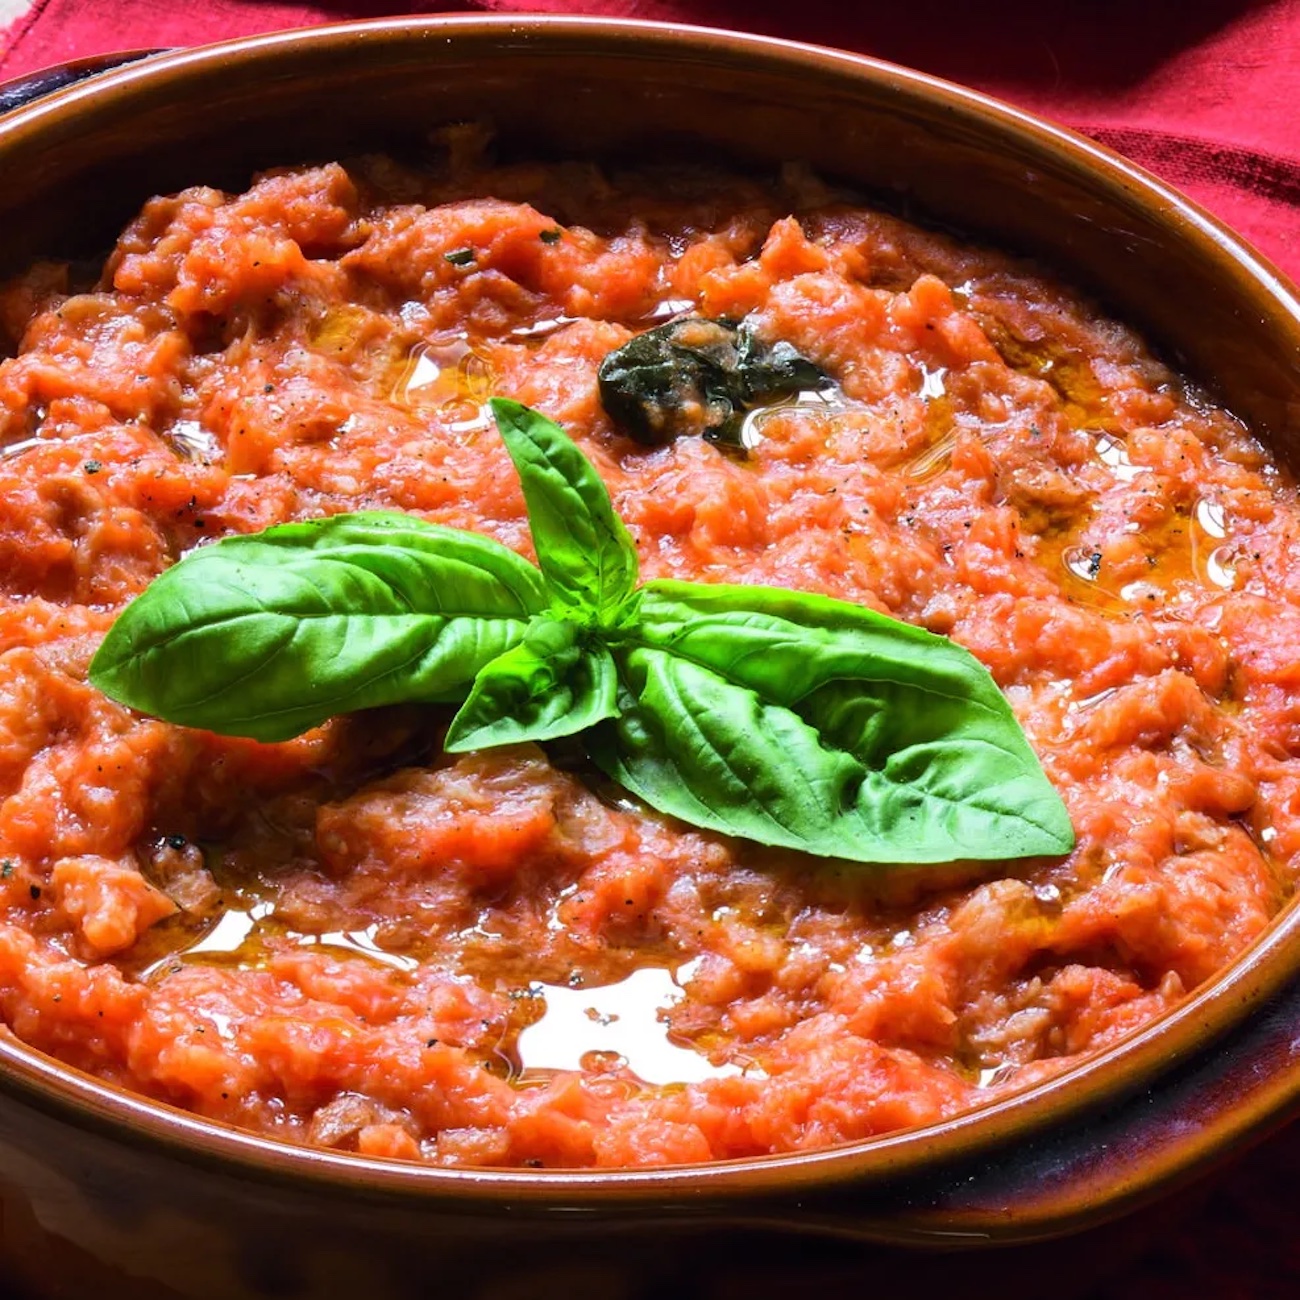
xmin=0 ymin=50 xmax=169 ymax=116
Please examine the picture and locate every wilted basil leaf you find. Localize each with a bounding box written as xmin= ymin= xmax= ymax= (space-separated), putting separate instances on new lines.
xmin=596 ymin=316 xmax=828 ymax=447
xmin=733 ymin=329 xmax=827 ymax=403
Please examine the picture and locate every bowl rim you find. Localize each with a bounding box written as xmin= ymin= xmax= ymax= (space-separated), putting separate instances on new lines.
xmin=1 ymin=11 xmax=1299 ymax=1212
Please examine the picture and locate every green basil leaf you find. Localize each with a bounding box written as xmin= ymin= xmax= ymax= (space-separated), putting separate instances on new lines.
xmin=89 ymin=395 xmax=1075 ymax=873
xmin=587 ymin=581 xmax=1074 ymax=863
xmin=490 ymin=398 xmax=639 ymax=618
xmin=444 ymin=617 xmax=619 ymax=753
xmin=89 ymin=511 xmax=547 ymax=742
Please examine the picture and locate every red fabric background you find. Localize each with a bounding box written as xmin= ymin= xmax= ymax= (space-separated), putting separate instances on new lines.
xmin=2 ymin=2 xmax=1300 ymax=1295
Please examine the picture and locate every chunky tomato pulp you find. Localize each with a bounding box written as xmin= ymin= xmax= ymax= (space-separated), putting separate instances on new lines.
xmin=0 ymin=152 xmax=1291 ymax=1168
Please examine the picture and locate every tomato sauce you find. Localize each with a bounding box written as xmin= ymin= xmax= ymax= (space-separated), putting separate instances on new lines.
xmin=0 ymin=144 xmax=1291 ymax=1167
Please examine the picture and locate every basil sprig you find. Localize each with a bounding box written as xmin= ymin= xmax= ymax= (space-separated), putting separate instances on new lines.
xmin=89 ymin=399 xmax=1074 ymax=865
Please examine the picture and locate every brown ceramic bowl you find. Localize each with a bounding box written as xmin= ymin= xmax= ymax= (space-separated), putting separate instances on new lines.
xmin=2 ymin=17 xmax=1300 ymax=1299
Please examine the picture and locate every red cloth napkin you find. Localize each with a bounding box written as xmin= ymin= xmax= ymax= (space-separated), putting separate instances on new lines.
xmin=3 ymin=1 xmax=1300 ymax=280
xmin=1 ymin=1 xmax=1299 ymax=1295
